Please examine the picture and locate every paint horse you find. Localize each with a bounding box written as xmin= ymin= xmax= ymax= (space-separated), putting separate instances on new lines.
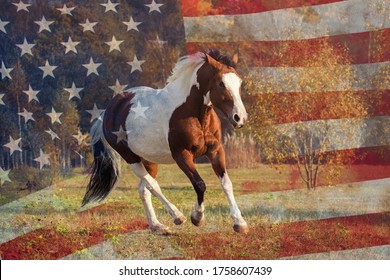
xmin=82 ymin=49 xmax=249 ymax=234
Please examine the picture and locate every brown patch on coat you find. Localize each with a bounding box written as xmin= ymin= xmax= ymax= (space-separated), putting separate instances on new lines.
xmin=103 ymin=92 xmax=141 ymax=164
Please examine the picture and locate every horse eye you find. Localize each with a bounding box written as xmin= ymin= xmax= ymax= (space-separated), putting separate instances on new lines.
xmin=219 ymin=82 xmax=225 ymax=88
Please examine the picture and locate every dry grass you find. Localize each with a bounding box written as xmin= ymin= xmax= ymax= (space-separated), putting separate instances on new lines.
xmin=223 ymin=133 xmax=262 ymax=168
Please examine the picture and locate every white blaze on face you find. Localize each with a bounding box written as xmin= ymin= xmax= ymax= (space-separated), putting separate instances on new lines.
xmin=222 ymin=72 xmax=247 ymax=126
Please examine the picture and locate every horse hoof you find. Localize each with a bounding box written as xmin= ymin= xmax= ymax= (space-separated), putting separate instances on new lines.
xmin=174 ymin=215 xmax=187 ymax=225
xmin=150 ymin=224 xmax=171 ymax=235
xmin=191 ymin=211 xmax=205 ymax=227
xmin=233 ymin=224 xmax=249 ymax=234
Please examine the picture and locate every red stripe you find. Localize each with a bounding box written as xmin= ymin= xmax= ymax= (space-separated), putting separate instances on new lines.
xmin=291 ymin=146 xmax=390 ymax=188
xmin=173 ymin=212 xmax=390 ymax=259
xmin=297 ymin=147 xmax=390 ymax=186
xmin=186 ymin=29 xmax=390 ymax=67
xmin=370 ymin=29 xmax=390 ymax=63
xmin=181 ymin=0 xmax=345 ymax=17
xmin=278 ymin=212 xmax=390 ymax=258
xmin=323 ymin=146 xmax=390 ymax=165
xmin=0 ymin=203 xmax=148 ymax=260
xmin=312 ymin=147 xmax=390 ymax=186
xmin=240 ymin=147 xmax=390 ymax=194
xmin=254 ymin=89 xmax=390 ymax=124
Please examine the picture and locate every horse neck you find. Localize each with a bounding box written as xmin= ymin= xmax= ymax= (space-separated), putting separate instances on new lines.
xmin=166 ymin=64 xmax=214 ymax=124
xmin=163 ymin=60 xmax=210 ymax=116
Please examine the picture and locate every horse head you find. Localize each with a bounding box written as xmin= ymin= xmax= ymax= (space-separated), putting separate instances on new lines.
xmin=202 ymin=52 xmax=248 ymax=128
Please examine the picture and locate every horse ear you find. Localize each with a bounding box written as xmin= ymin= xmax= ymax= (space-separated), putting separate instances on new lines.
xmin=205 ymin=54 xmax=222 ymax=69
xmin=232 ymin=53 xmax=238 ymax=64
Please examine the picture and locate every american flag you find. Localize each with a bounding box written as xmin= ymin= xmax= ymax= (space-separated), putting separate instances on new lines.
xmin=0 ymin=0 xmax=389 ymax=260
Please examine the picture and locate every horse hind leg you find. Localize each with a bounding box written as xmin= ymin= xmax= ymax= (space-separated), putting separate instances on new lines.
xmin=138 ymin=179 xmax=171 ymax=234
xmin=131 ymin=161 xmax=186 ymax=230
xmin=138 ymin=161 xmax=169 ymax=234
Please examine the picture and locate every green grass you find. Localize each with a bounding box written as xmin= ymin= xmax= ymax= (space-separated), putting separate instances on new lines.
xmin=50 ymin=163 xmax=286 ymax=209
xmin=2 ymin=163 xmax=386 ymax=259
xmin=0 ymin=163 xmax=298 ymax=245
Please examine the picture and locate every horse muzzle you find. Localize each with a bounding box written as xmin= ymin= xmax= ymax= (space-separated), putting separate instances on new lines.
xmin=231 ymin=111 xmax=248 ymax=129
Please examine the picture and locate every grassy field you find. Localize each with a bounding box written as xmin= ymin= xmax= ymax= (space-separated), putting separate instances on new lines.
xmin=0 ymin=163 xmax=389 ymax=260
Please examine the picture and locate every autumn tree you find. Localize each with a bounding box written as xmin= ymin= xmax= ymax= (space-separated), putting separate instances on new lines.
xmin=247 ymin=41 xmax=369 ymax=188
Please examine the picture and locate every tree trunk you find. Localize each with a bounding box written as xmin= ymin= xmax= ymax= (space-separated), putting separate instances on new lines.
xmin=16 ymin=91 xmax=23 ymax=167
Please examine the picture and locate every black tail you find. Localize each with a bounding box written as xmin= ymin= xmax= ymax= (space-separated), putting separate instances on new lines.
xmin=81 ymin=140 xmax=119 ymax=207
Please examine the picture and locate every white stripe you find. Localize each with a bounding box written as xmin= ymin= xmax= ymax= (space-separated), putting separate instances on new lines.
xmin=0 ymin=185 xmax=98 ymax=245
xmin=0 ymin=186 xmax=64 ymax=244
xmin=184 ymin=0 xmax=390 ymax=42
xmin=237 ymin=178 xmax=390 ymax=224
xmin=249 ymin=62 xmax=389 ymax=93
xmin=275 ymin=116 xmax=390 ymax=153
xmin=61 ymin=240 xmax=119 ymax=260
xmin=61 ymin=230 xmax=186 ymax=260
xmin=280 ymin=245 xmax=390 ymax=260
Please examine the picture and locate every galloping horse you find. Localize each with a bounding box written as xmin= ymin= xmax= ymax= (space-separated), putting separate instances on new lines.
xmin=82 ymin=49 xmax=249 ymax=234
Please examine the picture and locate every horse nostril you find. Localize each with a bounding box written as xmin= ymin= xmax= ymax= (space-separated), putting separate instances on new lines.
xmin=233 ymin=114 xmax=240 ymax=123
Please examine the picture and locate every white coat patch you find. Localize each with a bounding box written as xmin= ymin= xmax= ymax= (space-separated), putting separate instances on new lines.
xmin=203 ymin=91 xmax=211 ymax=106
xmin=125 ymin=55 xmax=206 ymax=164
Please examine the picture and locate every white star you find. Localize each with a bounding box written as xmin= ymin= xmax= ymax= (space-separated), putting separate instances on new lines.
xmin=105 ymin=35 xmax=124 ymax=53
xmin=101 ymin=0 xmax=119 ymax=13
xmin=86 ymin=103 xmax=105 ymax=122
xmin=18 ymin=108 xmax=35 ymax=123
xmin=145 ymin=0 xmax=164 ymax=13
xmin=23 ymin=85 xmax=40 ymax=103
xmin=13 ymin=0 xmax=31 ymax=12
xmin=123 ymin=17 xmax=142 ymax=32
xmin=113 ymin=126 xmax=127 ymax=143
xmin=131 ymin=101 xmax=149 ymax=119
xmin=34 ymin=149 xmax=50 ymax=170
xmin=34 ymin=16 xmax=54 ymax=33
xmin=57 ymin=4 xmax=75 ymax=16
xmin=149 ymin=35 xmax=167 ymax=49
xmin=127 ymin=55 xmax=145 ymax=73
xmin=83 ymin=57 xmax=102 ymax=77
xmin=61 ymin=37 xmax=80 ymax=54
xmin=47 ymin=107 xmax=62 ymax=124
xmin=73 ymin=129 xmax=87 ymax=146
xmin=45 ymin=128 xmax=60 ymax=141
xmin=3 ymin=136 xmax=22 ymax=156
xmin=109 ymin=79 xmax=127 ymax=95
xmin=0 ymin=61 xmax=13 ymax=80
xmin=39 ymin=60 xmax=57 ymax=78
xmin=0 ymin=18 xmax=10 ymax=33
xmin=64 ymin=82 xmax=83 ymax=100
xmin=80 ymin=18 xmax=97 ymax=33
xmin=0 ymin=93 xmax=5 ymax=105
xmin=0 ymin=167 xmax=12 ymax=186
xmin=16 ymin=37 xmax=35 ymax=57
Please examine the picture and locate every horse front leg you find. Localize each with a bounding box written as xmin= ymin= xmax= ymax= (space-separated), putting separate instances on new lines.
xmin=207 ymin=145 xmax=249 ymax=234
xmin=173 ymin=150 xmax=206 ymax=227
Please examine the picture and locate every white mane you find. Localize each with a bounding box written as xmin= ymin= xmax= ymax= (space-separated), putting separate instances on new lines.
xmin=166 ymin=52 xmax=206 ymax=90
